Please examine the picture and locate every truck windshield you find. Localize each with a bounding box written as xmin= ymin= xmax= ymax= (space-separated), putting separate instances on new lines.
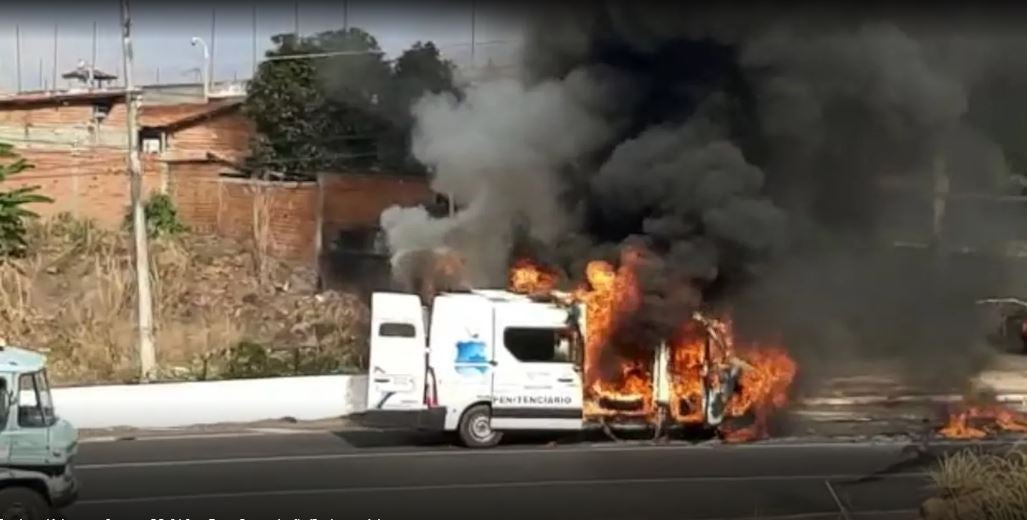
xmin=18 ymin=370 xmax=54 ymax=428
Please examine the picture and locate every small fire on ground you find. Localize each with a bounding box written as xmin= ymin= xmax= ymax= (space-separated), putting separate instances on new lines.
xmin=508 ymin=253 xmax=798 ymax=442
xmin=938 ymin=402 xmax=1027 ymax=439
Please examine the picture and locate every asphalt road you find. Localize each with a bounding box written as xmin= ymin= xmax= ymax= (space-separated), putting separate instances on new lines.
xmin=57 ymin=430 xmax=947 ymax=520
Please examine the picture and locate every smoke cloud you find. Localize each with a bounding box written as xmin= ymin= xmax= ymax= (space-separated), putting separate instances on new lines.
xmin=380 ymin=2 xmax=1027 ymax=392
xmin=380 ymin=67 xmax=625 ymax=285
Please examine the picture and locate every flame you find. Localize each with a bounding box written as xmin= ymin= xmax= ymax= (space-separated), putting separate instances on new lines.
xmin=507 ymin=249 xmax=798 ymax=441
xmin=509 ymin=258 xmax=559 ymax=295
xmin=938 ymin=403 xmax=1027 ymax=439
xmin=721 ymin=345 xmax=799 ymax=442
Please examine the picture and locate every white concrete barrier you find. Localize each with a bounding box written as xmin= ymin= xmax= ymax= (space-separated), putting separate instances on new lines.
xmin=52 ymin=374 xmax=368 ymax=429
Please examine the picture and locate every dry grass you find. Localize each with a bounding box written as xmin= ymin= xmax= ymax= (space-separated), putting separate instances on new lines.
xmin=924 ymin=445 xmax=1027 ymax=519
xmin=0 ymin=213 xmax=368 ymax=385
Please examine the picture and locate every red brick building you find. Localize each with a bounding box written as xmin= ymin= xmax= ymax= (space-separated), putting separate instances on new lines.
xmin=0 ymin=90 xmax=162 ymax=224
xmin=0 ymin=87 xmax=435 ymax=266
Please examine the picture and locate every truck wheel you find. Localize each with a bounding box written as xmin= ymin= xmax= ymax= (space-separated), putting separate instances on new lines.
xmin=458 ymin=404 xmax=502 ymax=448
xmin=0 ymin=487 xmax=53 ymax=520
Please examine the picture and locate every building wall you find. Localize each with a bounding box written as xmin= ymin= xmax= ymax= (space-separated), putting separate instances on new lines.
xmin=164 ymin=161 xmax=224 ymax=234
xmin=166 ymin=163 xmax=433 ymax=263
xmin=165 ymin=110 xmax=254 ymax=162
xmin=321 ymin=173 xmax=434 ymax=237
xmin=0 ymin=101 xmax=128 ymax=149
xmin=0 ymin=99 xmax=251 ymax=229
xmin=2 ymin=148 xmax=161 ymax=226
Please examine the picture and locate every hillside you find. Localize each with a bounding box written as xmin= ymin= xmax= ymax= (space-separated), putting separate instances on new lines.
xmin=0 ymin=214 xmax=369 ymax=385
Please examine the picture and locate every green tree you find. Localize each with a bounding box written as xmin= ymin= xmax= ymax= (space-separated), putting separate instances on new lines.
xmin=0 ymin=143 xmax=51 ymax=257
xmin=380 ymin=41 xmax=459 ymax=172
xmin=244 ymin=30 xmax=459 ymax=177
xmin=244 ymin=28 xmax=392 ymax=177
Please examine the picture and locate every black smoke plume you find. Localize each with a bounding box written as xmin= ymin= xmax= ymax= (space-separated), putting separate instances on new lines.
xmin=381 ymin=2 xmax=1027 ymax=392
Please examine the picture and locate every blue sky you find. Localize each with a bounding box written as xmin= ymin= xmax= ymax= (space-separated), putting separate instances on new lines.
xmin=0 ymin=1 xmax=526 ymax=92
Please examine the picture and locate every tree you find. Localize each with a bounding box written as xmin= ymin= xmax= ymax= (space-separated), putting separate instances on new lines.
xmin=380 ymin=41 xmax=459 ymax=172
xmin=0 ymin=143 xmax=51 ymax=257
xmin=244 ymin=30 xmax=459 ymax=177
xmin=244 ymin=28 xmax=393 ymax=177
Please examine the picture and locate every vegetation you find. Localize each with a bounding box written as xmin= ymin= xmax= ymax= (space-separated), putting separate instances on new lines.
xmin=244 ymin=28 xmax=458 ymax=177
xmin=0 ymin=143 xmax=52 ymax=258
xmin=124 ymin=193 xmax=188 ymax=238
xmin=922 ymin=446 xmax=1027 ymax=519
xmin=0 ymin=214 xmax=369 ymax=385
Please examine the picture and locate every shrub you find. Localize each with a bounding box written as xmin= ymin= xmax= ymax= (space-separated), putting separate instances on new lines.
xmin=125 ymin=193 xmax=187 ymax=238
xmin=0 ymin=143 xmax=52 ymax=257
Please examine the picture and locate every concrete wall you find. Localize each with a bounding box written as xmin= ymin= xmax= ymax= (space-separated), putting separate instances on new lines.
xmin=53 ymin=375 xmax=368 ymax=430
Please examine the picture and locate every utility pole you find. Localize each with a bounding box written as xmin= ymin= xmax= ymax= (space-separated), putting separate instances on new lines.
xmin=343 ymin=0 xmax=349 ymax=30
xmin=191 ymin=37 xmax=210 ymax=101
xmin=90 ymin=22 xmax=97 ymax=90
xmin=470 ymin=0 xmax=476 ymax=69
xmin=209 ymin=8 xmax=216 ymax=87
xmin=251 ymin=5 xmax=257 ymax=76
xmin=120 ymin=0 xmax=157 ymax=382
xmin=294 ymin=1 xmax=300 ymax=38
xmin=15 ymin=25 xmax=21 ymax=93
xmin=52 ymin=24 xmax=59 ymax=93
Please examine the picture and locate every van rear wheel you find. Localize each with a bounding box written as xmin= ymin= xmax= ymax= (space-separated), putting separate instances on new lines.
xmin=0 ymin=486 xmax=53 ymax=520
xmin=458 ymin=404 xmax=502 ymax=448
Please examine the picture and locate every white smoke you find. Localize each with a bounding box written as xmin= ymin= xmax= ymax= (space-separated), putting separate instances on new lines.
xmin=380 ymin=68 xmax=622 ymax=285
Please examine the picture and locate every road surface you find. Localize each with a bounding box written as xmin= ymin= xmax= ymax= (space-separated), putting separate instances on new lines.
xmin=62 ymin=429 xmax=947 ymax=520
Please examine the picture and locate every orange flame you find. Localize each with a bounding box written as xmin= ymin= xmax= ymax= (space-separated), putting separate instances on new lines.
xmin=509 ymin=258 xmax=559 ymax=295
xmin=938 ymin=403 xmax=1027 ymax=439
xmin=508 ymin=249 xmax=798 ymax=440
xmin=721 ymin=345 xmax=798 ymax=442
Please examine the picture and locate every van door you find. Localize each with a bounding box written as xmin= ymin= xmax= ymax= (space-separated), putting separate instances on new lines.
xmin=366 ymin=292 xmax=428 ymax=411
xmin=490 ymin=305 xmax=583 ymax=430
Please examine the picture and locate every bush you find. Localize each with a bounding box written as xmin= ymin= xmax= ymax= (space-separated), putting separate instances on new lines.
xmin=0 ymin=143 xmax=52 ymax=257
xmin=923 ymin=446 xmax=1027 ymax=519
xmin=125 ymin=193 xmax=187 ymax=238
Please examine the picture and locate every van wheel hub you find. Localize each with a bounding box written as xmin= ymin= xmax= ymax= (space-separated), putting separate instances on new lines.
xmin=471 ymin=416 xmax=492 ymax=439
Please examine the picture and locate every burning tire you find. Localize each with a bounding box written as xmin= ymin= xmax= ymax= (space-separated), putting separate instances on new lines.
xmin=458 ymin=404 xmax=503 ymax=448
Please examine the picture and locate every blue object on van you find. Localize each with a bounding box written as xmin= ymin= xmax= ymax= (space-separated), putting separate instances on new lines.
xmin=455 ymin=340 xmax=489 ymax=376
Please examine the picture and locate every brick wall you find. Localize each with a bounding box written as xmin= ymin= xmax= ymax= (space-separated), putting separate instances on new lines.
xmin=165 ymin=111 xmax=254 ymax=162
xmin=321 ymin=173 xmax=434 ymax=236
xmin=2 ymin=148 xmax=161 ymax=226
xmin=0 ymin=100 xmax=129 ymax=149
xmin=166 ymin=163 xmax=433 ymax=263
xmin=164 ymin=161 xmax=224 ymax=234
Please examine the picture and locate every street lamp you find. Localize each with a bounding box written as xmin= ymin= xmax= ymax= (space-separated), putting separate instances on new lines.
xmin=190 ymin=36 xmax=210 ymax=101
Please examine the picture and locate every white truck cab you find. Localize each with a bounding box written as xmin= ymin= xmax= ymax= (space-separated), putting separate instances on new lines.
xmin=361 ymin=290 xmax=585 ymax=447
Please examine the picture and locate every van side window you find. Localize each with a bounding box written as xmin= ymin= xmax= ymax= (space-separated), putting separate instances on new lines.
xmin=379 ymin=322 xmax=416 ymax=338
xmin=503 ymin=327 xmax=571 ymax=362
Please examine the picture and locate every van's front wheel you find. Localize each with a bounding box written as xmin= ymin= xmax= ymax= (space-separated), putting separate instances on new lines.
xmin=458 ymin=404 xmax=503 ymax=448
xmin=0 ymin=486 xmax=53 ymax=520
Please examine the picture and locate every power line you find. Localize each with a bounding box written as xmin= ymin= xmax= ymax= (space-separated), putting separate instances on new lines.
xmin=263 ymin=49 xmax=386 ymax=62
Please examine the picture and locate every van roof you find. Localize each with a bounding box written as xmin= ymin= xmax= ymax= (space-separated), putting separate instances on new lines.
xmin=439 ymin=289 xmax=576 ymax=311
xmin=0 ymin=346 xmax=46 ymax=373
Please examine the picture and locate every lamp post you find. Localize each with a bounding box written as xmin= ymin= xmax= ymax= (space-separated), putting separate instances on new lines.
xmin=190 ymin=36 xmax=210 ymax=101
